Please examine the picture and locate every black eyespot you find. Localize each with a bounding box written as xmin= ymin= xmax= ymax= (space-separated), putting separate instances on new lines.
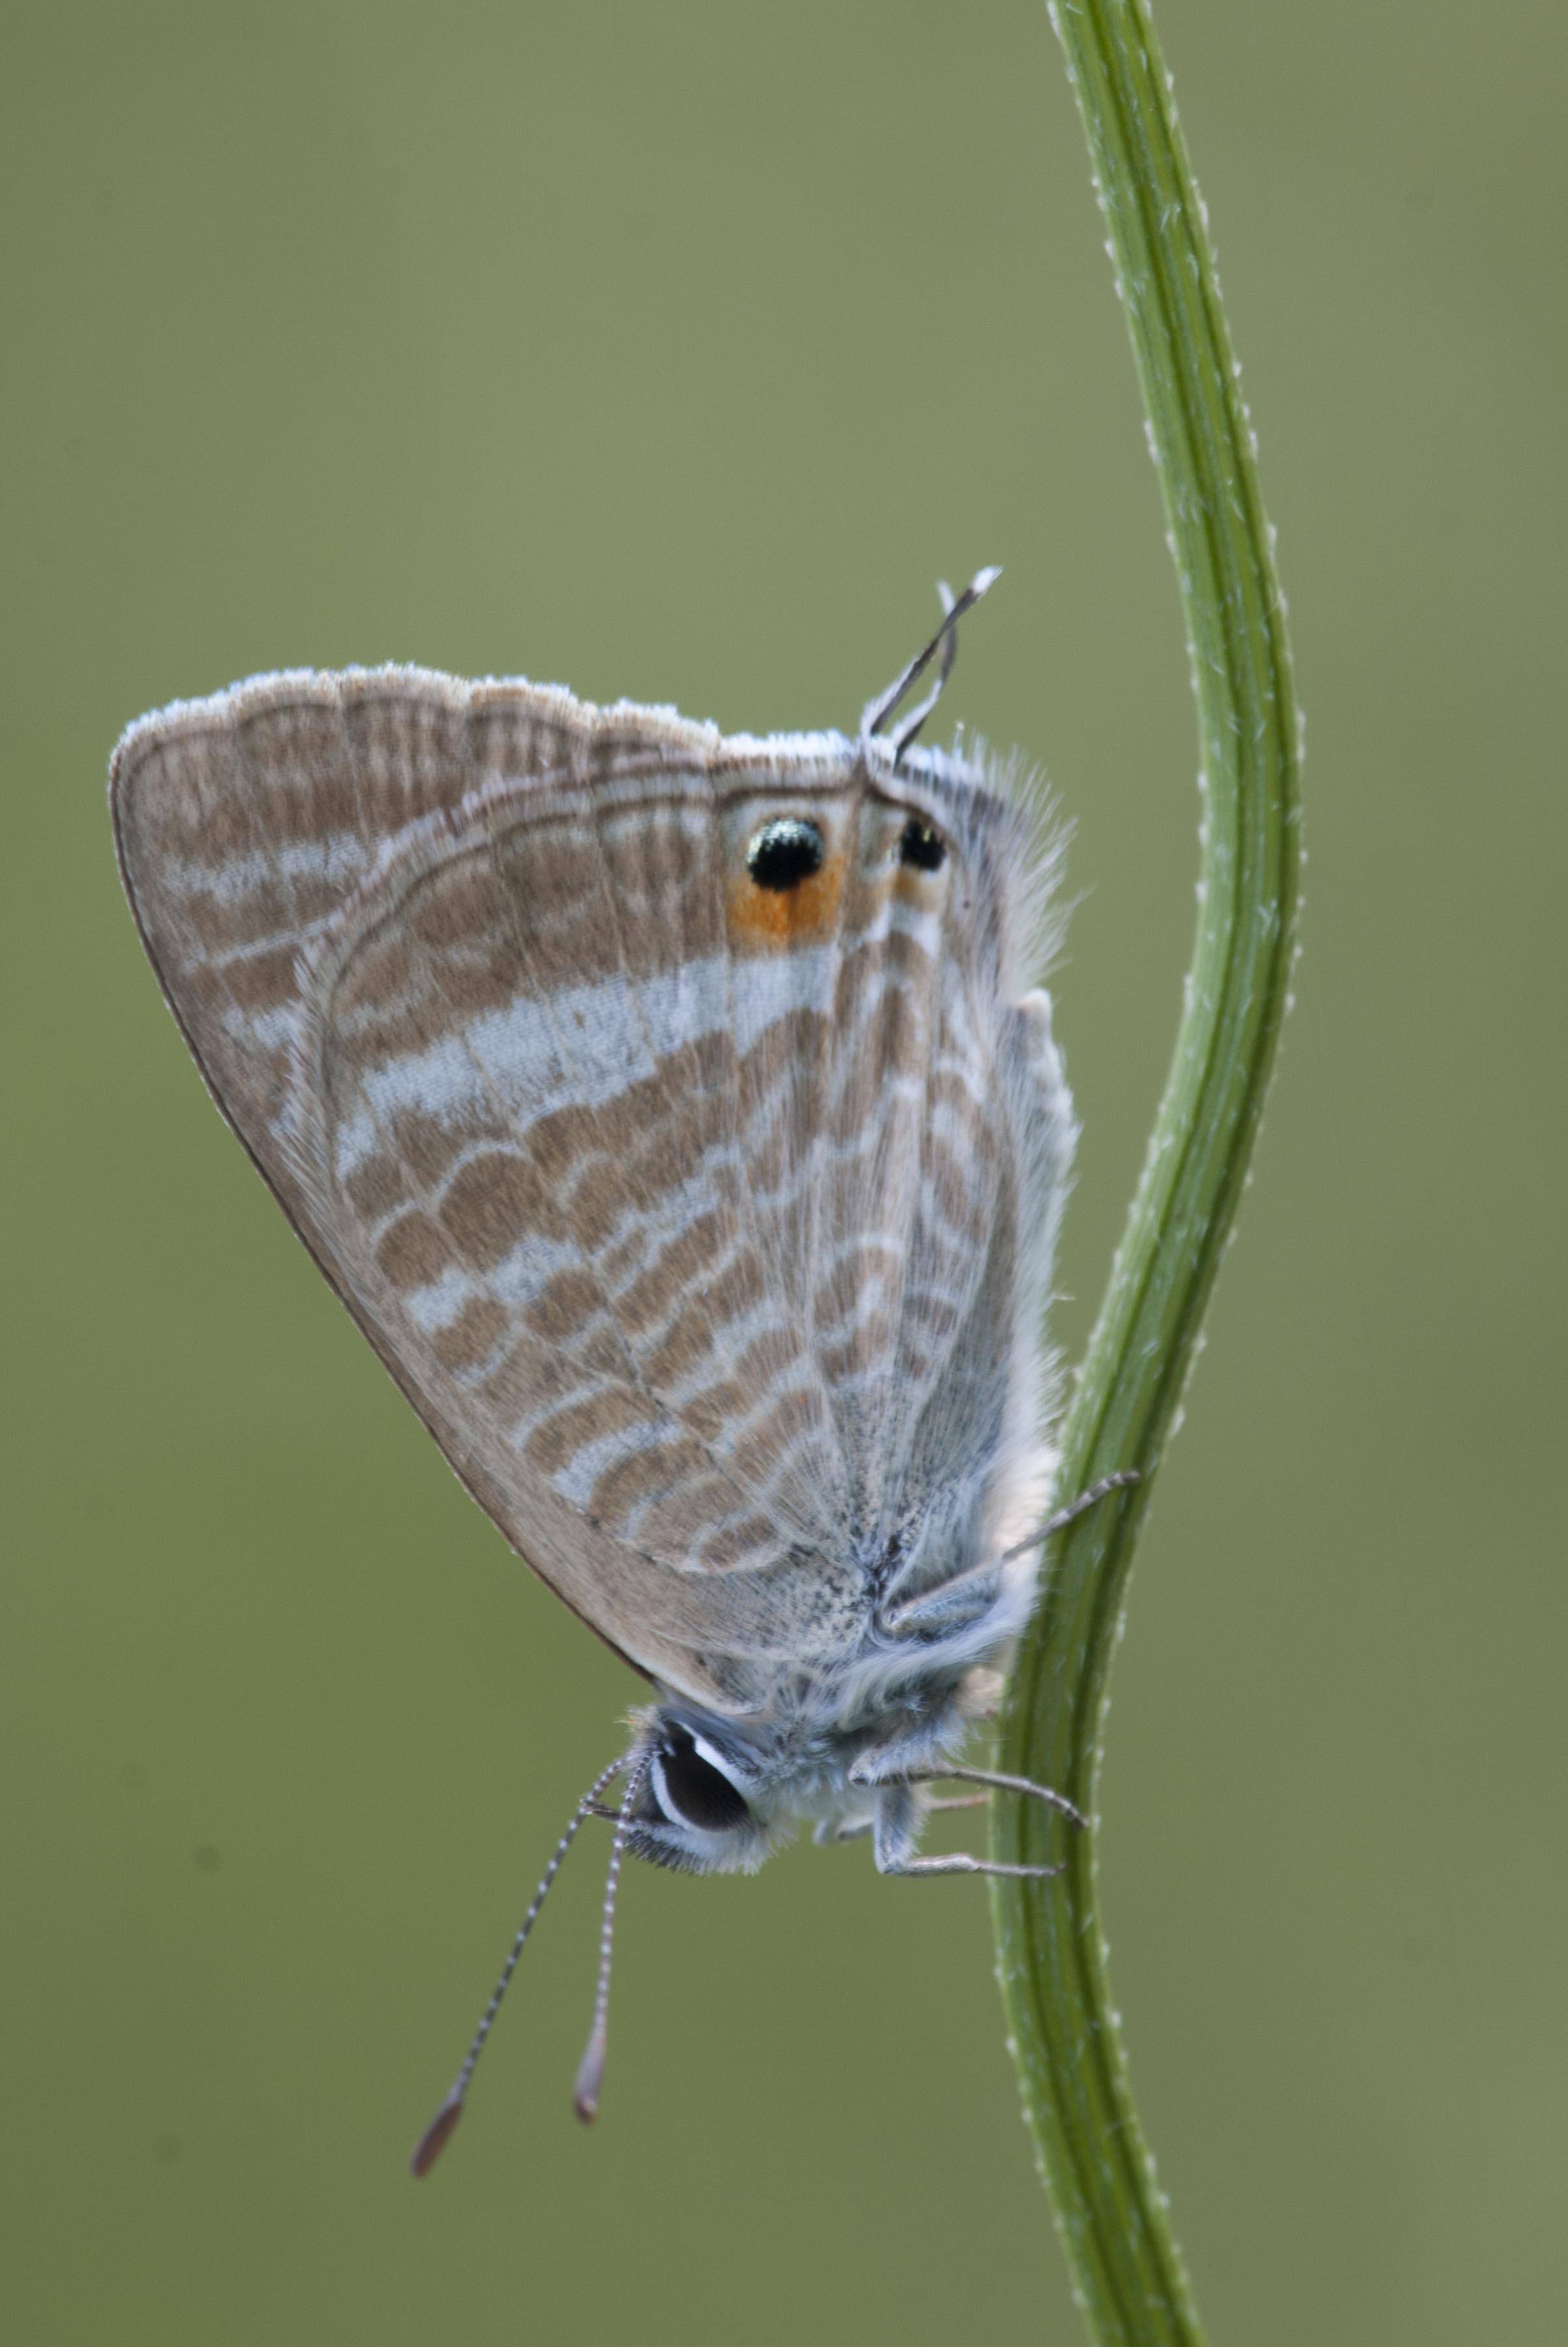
xmin=746 ymin=816 xmax=824 ymax=892
xmin=657 ymin=1727 xmax=751 ymax=1833
xmin=898 ymin=818 xmax=947 ymax=873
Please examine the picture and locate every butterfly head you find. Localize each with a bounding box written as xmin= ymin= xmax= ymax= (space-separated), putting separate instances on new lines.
xmin=623 ymin=1714 xmax=782 ymax=1874
xmin=623 ymin=1655 xmax=1003 ymax=1877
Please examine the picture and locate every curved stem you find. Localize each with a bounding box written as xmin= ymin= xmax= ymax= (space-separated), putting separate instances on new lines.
xmin=990 ymin=5 xmax=1302 ymax=2343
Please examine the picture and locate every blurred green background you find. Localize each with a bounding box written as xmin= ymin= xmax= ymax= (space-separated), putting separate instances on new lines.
xmin=3 ymin=2 xmax=1564 ymax=2341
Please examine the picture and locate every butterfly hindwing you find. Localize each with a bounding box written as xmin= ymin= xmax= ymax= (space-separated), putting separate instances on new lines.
xmin=111 ymin=667 xmax=1067 ymax=1709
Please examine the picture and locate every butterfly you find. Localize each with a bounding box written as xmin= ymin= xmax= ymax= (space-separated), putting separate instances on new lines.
xmin=110 ymin=571 xmax=1128 ymax=2162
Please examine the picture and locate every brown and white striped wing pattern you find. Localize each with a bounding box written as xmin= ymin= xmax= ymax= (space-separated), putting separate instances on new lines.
xmin=111 ymin=668 xmax=1068 ymax=1714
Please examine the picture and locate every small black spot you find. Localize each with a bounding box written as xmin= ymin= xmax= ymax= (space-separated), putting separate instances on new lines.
xmin=747 ymin=816 xmax=824 ymax=892
xmin=658 ymin=1727 xmax=750 ymax=1832
xmin=898 ymin=818 xmax=947 ymax=873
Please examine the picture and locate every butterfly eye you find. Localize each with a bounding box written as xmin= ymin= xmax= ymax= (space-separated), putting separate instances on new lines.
xmin=746 ymin=817 xmax=824 ymax=892
xmin=654 ymin=1729 xmax=751 ymax=1832
xmin=898 ymin=818 xmax=947 ymax=873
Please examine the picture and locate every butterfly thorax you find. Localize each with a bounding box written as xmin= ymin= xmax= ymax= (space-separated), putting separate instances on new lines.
xmin=621 ymin=1519 xmax=1044 ymax=1874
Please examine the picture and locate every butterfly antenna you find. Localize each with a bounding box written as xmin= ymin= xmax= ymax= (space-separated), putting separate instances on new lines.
xmin=572 ymin=1755 xmax=650 ymax=2125
xmin=861 ymin=565 xmax=1001 ymax=762
xmin=409 ymin=1756 xmax=629 ymax=2178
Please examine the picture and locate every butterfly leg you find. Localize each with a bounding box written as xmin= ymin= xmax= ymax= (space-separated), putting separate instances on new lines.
xmin=895 ymin=1763 xmax=1087 ymax=1831
xmin=870 ymin=1782 xmax=1063 ymax=1881
xmin=881 ymin=1852 xmax=1066 ymax=1880
xmin=815 ymin=1789 xmax=982 ymax=1847
xmin=848 ymin=1750 xmax=1086 ymax=1832
xmin=998 ymin=1470 xmax=1142 ymax=1567
xmin=813 ymin=1813 xmax=875 ymax=1846
xmin=885 ymin=1475 xmax=1140 ymax=1636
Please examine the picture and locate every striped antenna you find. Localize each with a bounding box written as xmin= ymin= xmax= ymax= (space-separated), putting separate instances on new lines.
xmin=409 ymin=1755 xmax=629 ymax=2178
xmin=572 ymin=1756 xmax=651 ymax=2125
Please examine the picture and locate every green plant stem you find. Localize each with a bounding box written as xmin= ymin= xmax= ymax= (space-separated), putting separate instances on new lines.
xmin=989 ymin=5 xmax=1302 ymax=2344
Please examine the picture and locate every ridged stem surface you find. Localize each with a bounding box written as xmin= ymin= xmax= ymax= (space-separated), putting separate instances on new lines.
xmin=990 ymin=5 xmax=1303 ymax=2341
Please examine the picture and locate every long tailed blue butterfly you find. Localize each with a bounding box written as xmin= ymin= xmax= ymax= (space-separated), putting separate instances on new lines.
xmin=110 ymin=572 xmax=1129 ymax=2163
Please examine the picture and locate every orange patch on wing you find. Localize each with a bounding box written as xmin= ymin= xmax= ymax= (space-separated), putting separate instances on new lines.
xmin=724 ymin=843 xmax=847 ymax=951
xmin=892 ymin=859 xmax=941 ymax=910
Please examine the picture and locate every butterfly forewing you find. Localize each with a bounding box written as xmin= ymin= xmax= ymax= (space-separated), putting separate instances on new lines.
xmin=293 ymin=777 xmax=846 ymax=1576
xmin=112 ymin=667 xmax=1063 ymax=1711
